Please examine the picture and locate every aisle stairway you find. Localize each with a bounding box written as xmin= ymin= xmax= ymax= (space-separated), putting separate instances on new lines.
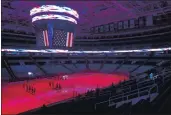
xmin=2 ymin=55 xmax=18 ymax=81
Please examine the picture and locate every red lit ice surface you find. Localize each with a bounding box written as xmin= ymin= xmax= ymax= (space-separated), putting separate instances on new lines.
xmin=2 ymin=72 xmax=128 ymax=114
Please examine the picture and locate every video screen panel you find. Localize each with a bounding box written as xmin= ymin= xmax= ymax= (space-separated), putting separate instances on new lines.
xmin=100 ymin=25 xmax=104 ymax=33
xmin=109 ymin=23 xmax=114 ymax=31
xmin=130 ymin=19 xmax=135 ymax=28
xmin=95 ymin=27 xmax=98 ymax=33
xmin=139 ymin=16 xmax=146 ymax=27
xmin=118 ymin=21 xmax=123 ymax=30
xmin=146 ymin=15 xmax=153 ymax=26
xmin=104 ymin=24 xmax=109 ymax=32
xmin=134 ymin=18 xmax=139 ymax=28
xmin=90 ymin=27 xmax=94 ymax=33
xmin=113 ymin=23 xmax=118 ymax=32
xmin=123 ymin=20 xmax=128 ymax=29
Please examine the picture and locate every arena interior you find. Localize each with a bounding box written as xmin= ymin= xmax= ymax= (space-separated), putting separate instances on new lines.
xmin=1 ymin=0 xmax=171 ymax=114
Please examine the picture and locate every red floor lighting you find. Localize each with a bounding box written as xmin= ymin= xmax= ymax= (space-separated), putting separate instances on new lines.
xmin=2 ymin=72 xmax=128 ymax=114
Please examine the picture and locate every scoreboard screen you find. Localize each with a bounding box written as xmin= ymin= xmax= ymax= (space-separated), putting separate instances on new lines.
xmin=30 ymin=5 xmax=79 ymax=19
xmin=32 ymin=14 xmax=77 ymax=24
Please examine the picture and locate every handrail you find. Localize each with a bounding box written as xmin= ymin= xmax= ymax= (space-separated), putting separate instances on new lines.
xmin=119 ymin=78 xmax=153 ymax=90
xmin=94 ymin=82 xmax=158 ymax=110
xmin=99 ymin=90 xmax=111 ymax=95
xmin=94 ymin=100 xmax=109 ymax=110
xmin=109 ymin=84 xmax=158 ymax=105
xmin=94 ymin=71 xmax=169 ymax=110
xmin=137 ymin=78 xmax=154 ymax=85
xmin=110 ymin=89 xmax=149 ymax=102
xmin=89 ymin=73 xmax=167 ymax=110
xmin=99 ymin=92 xmax=111 ymax=97
xmin=116 ymin=82 xmax=136 ymax=90
xmin=113 ymin=86 xmax=142 ymax=99
xmin=109 ymin=83 xmax=156 ymax=100
xmin=138 ymin=80 xmax=155 ymax=86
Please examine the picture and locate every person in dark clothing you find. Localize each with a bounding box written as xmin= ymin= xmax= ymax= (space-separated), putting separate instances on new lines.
xmin=59 ymin=84 xmax=61 ymax=89
xmin=31 ymin=87 xmax=33 ymax=94
xmin=34 ymin=88 xmax=36 ymax=94
xmin=49 ymin=82 xmax=51 ymax=87
xmin=112 ymin=86 xmax=116 ymax=94
xmin=33 ymin=88 xmax=36 ymax=94
xmin=32 ymin=88 xmax=34 ymax=94
xmin=23 ymin=83 xmax=25 ymax=88
xmin=29 ymin=86 xmax=31 ymax=93
xmin=42 ymin=104 xmax=47 ymax=112
xmin=95 ymin=88 xmax=100 ymax=97
xmin=56 ymin=83 xmax=59 ymax=89
xmin=111 ymin=83 xmax=114 ymax=87
xmin=26 ymin=85 xmax=29 ymax=92
xmin=52 ymin=82 xmax=54 ymax=89
xmin=42 ymin=104 xmax=46 ymax=108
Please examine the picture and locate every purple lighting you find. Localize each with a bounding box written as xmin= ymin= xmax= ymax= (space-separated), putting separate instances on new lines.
xmin=30 ymin=5 xmax=79 ymax=19
xmin=32 ymin=14 xmax=77 ymax=24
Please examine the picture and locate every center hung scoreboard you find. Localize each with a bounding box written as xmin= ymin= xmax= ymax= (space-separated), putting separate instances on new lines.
xmin=30 ymin=5 xmax=79 ymax=48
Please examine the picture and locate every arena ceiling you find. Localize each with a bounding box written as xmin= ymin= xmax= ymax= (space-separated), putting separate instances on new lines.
xmin=2 ymin=0 xmax=171 ymax=35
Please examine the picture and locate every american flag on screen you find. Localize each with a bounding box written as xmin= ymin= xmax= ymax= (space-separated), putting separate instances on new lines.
xmin=37 ymin=30 xmax=44 ymax=47
xmin=66 ymin=32 xmax=74 ymax=47
xmin=53 ymin=30 xmax=74 ymax=47
xmin=43 ymin=30 xmax=49 ymax=46
xmin=37 ymin=29 xmax=53 ymax=47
